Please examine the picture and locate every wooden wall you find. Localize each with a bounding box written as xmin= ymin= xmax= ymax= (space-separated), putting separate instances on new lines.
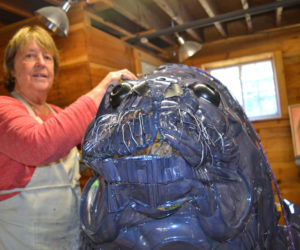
xmin=186 ymin=25 xmax=300 ymax=208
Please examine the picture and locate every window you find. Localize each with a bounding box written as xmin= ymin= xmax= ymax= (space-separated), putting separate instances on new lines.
xmin=202 ymin=52 xmax=288 ymax=121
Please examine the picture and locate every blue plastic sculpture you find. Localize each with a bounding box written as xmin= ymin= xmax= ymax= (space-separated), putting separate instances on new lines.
xmin=80 ymin=64 xmax=298 ymax=249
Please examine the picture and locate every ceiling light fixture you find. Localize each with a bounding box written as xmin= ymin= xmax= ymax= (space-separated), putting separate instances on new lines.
xmin=175 ymin=33 xmax=202 ymax=62
xmin=35 ymin=0 xmax=74 ymax=37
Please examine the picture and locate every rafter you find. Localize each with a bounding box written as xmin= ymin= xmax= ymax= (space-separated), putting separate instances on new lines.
xmin=43 ymin=0 xmax=64 ymax=5
xmin=276 ymin=5 xmax=283 ymax=26
xmin=241 ymin=0 xmax=253 ymax=31
xmin=0 ymin=1 xmax=32 ymax=18
xmin=276 ymin=0 xmax=283 ymax=27
xmin=85 ymin=10 xmax=132 ymax=36
xmin=152 ymin=0 xmax=202 ymax=41
xmin=122 ymin=29 xmax=156 ymax=41
xmin=127 ymin=0 xmax=300 ymax=44
xmin=85 ymin=0 xmax=113 ymax=10
xmin=86 ymin=0 xmax=103 ymax=4
xmin=143 ymin=41 xmax=164 ymax=53
xmin=197 ymin=0 xmax=227 ymax=37
xmin=95 ymin=0 xmax=175 ymax=46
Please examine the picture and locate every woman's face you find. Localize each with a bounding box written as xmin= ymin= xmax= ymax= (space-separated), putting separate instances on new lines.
xmin=12 ymin=39 xmax=55 ymax=99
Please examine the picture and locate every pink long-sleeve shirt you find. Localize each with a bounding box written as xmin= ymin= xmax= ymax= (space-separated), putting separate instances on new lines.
xmin=0 ymin=95 xmax=97 ymax=201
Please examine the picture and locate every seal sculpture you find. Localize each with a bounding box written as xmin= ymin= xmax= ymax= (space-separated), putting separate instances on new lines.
xmin=80 ymin=63 xmax=297 ymax=249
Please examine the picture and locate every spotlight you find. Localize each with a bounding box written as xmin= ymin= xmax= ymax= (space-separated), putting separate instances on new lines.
xmin=35 ymin=0 xmax=74 ymax=37
xmin=175 ymin=33 xmax=202 ymax=62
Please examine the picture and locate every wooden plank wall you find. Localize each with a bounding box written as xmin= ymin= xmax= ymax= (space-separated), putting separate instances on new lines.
xmin=186 ymin=25 xmax=300 ymax=207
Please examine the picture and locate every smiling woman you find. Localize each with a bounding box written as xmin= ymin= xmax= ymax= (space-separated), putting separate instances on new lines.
xmin=12 ymin=39 xmax=55 ymax=114
xmin=0 ymin=25 xmax=137 ymax=250
xmin=3 ymin=26 xmax=60 ymax=92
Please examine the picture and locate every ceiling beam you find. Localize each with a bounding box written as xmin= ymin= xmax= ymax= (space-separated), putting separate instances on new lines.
xmin=276 ymin=6 xmax=283 ymax=26
xmin=122 ymin=29 xmax=156 ymax=40
xmin=197 ymin=0 xmax=227 ymax=37
xmin=96 ymin=0 xmax=175 ymax=45
xmin=43 ymin=0 xmax=64 ymax=5
xmin=85 ymin=10 xmax=132 ymax=36
xmin=86 ymin=0 xmax=103 ymax=3
xmin=86 ymin=0 xmax=113 ymax=11
xmin=0 ymin=1 xmax=32 ymax=18
xmin=276 ymin=0 xmax=284 ymax=27
xmin=153 ymin=0 xmax=202 ymax=41
xmin=241 ymin=0 xmax=253 ymax=31
xmin=126 ymin=0 xmax=300 ymax=43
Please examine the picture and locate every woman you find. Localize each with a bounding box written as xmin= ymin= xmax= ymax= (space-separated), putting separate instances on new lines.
xmin=0 ymin=25 xmax=137 ymax=250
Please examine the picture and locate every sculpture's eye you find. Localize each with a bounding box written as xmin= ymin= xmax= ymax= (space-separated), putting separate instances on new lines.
xmin=191 ymin=82 xmax=220 ymax=106
xmin=109 ymin=82 xmax=132 ymax=108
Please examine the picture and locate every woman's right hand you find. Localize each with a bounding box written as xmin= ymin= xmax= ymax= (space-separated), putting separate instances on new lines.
xmin=86 ymin=69 xmax=137 ymax=107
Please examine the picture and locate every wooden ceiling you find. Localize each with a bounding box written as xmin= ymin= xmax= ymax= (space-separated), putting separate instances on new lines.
xmin=1 ymin=0 xmax=300 ymax=61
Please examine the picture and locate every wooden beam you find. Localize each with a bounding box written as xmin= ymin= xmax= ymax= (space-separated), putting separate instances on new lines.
xmin=0 ymin=16 xmax=39 ymax=36
xmin=122 ymin=29 xmax=156 ymax=41
xmin=126 ymin=0 xmax=300 ymax=44
xmin=85 ymin=10 xmax=132 ymax=36
xmin=86 ymin=0 xmax=103 ymax=4
xmin=241 ymin=0 xmax=253 ymax=31
xmin=275 ymin=0 xmax=283 ymax=27
xmin=153 ymin=0 xmax=202 ymax=42
xmin=43 ymin=0 xmax=64 ymax=6
xmin=276 ymin=7 xmax=283 ymax=26
xmin=85 ymin=0 xmax=113 ymax=11
xmin=197 ymin=0 xmax=227 ymax=37
xmin=94 ymin=0 xmax=174 ymax=45
xmin=143 ymin=41 xmax=164 ymax=53
xmin=84 ymin=9 xmax=166 ymax=58
xmin=0 ymin=1 xmax=32 ymax=18
xmin=276 ymin=4 xmax=283 ymax=27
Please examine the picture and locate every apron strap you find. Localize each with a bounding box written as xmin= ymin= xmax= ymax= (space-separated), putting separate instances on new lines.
xmin=0 ymin=183 xmax=77 ymax=195
xmin=11 ymin=91 xmax=56 ymax=123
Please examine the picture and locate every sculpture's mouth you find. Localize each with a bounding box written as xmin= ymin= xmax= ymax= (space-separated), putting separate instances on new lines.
xmin=120 ymin=131 xmax=182 ymax=159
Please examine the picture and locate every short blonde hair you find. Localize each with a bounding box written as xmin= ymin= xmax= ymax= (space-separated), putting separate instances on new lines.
xmin=3 ymin=25 xmax=59 ymax=91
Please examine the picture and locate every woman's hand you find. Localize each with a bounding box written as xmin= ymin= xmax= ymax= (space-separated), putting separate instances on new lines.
xmin=101 ymin=69 xmax=138 ymax=88
xmin=86 ymin=69 xmax=138 ymax=107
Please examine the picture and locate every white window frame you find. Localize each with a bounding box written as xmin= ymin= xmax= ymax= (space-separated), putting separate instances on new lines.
xmin=202 ymin=52 xmax=289 ymax=121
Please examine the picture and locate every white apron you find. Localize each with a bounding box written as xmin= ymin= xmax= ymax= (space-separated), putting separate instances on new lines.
xmin=0 ymin=92 xmax=81 ymax=250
